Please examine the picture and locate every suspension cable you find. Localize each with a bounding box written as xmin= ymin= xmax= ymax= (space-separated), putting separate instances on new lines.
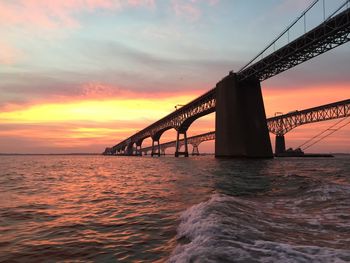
xmin=298 ymin=117 xmax=348 ymax=148
xmin=301 ymin=117 xmax=350 ymax=150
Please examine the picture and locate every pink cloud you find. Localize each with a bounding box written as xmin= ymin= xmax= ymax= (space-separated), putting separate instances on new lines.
xmin=0 ymin=0 xmax=155 ymax=30
xmin=171 ymin=0 xmax=219 ymax=21
xmin=172 ymin=0 xmax=201 ymax=20
xmin=0 ymin=41 xmax=22 ymax=65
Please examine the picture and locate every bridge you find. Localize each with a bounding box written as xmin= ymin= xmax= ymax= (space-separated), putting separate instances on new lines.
xmin=103 ymin=0 xmax=350 ymax=158
xmin=141 ymin=131 xmax=216 ymax=156
xmin=133 ymin=99 xmax=350 ymax=156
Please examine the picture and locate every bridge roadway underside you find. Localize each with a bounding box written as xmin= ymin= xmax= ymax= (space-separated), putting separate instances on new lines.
xmin=215 ymin=74 xmax=273 ymax=158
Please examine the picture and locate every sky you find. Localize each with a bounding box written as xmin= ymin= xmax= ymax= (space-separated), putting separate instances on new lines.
xmin=0 ymin=0 xmax=349 ymax=154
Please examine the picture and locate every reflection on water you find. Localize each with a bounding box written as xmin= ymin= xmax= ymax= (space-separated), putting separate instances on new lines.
xmin=0 ymin=155 xmax=349 ymax=262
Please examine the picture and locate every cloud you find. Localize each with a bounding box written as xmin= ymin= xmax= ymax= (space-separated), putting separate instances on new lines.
xmin=0 ymin=38 xmax=238 ymax=109
xmin=0 ymin=0 xmax=155 ymax=30
xmin=0 ymin=41 xmax=23 ymax=65
xmin=171 ymin=0 xmax=220 ymax=21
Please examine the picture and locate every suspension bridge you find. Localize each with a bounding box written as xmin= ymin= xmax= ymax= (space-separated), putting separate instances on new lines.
xmin=103 ymin=0 xmax=350 ymax=158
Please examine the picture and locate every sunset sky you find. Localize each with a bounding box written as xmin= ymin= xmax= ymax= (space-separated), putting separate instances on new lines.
xmin=1 ymin=0 xmax=349 ymax=154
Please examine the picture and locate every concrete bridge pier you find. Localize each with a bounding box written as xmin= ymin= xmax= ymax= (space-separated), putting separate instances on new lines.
xmin=275 ymin=135 xmax=286 ymax=155
xmin=151 ymin=139 xmax=161 ymax=157
xmin=175 ymin=130 xmax=189 ymax=157
xmin=215 ymin=73 xmax=273 ymax=158
xmin=126 ymin=144 xmax=133 ymax=156
xmin=135 ymin=144 xmax=142 ymax=156
xmin=192 ymin=144 xmax=200 ymax=156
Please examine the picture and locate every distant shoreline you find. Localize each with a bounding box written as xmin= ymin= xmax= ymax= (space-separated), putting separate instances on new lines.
xmin=0 ymin=153 xmax=349 ymax=156
xmin=0 ymin=153 xmax=100 ymax=156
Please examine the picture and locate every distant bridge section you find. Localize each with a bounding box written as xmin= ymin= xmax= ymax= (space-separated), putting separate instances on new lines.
xmin=269 ymin=98 xmax=350 ymax=154
xmin=141 ymin=131 xmax=215 ymax=156
xmin=267 ymin=99 xmax=350 ymax=135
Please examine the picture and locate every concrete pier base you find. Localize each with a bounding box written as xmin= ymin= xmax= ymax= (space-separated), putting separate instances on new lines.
xmin=275 ymin=135 xmax=286 ymax=155
xmin=175 ymin=131 xmax=189 ymax=157
xmin=215 ymin=74 xmax=273 ymax=158
xmin=126 ymin=144 xmax=133 ymax=156
xmin=151 ymin=140 xmax=161 ymax=157
xmin=192 ymin=145 xmax=200 ymax=156
xmin=135 ymin=145 xmax=142 ymax=156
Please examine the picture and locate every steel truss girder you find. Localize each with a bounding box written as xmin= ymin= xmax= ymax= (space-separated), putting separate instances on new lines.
xmin=268 ymin=99 xmax=350 ymax=136
xmin=238 ymin=8 xmax=350 ymax=82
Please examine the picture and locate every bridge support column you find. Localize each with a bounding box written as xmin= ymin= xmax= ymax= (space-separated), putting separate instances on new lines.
xmin=126 ymin=144 xmax=133 ymax=156
xmin=275 ymin=135 xmax=286 ymax=155
xmin=192 ymin=144 xmax=200 ymax=156
xmin=161 ymin=148 xmax=166 ymax=156
xmin=135 ymin=144 xmax=142 ymax=156
xmin=175 ymin=131 xmax=189 ymax=157
xmin=151 ymin=140 xmax=161 ymax=157
xmin=215 ymin=74 xmax=273 ymax=158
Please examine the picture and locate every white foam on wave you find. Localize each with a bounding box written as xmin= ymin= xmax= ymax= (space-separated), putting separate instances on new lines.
xmin=168 ymin=194 xmax=350 ymax=263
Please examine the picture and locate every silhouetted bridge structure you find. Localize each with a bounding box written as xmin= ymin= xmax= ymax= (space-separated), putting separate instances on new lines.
xmin=136 ymin=99 xmax=350 ymax=156
xmin=104 ymin=1 xmax=350 ymax=158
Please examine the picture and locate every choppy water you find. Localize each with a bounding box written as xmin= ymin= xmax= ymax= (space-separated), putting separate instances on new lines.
xmin=0 ymin=155 xmax=349 ymax=262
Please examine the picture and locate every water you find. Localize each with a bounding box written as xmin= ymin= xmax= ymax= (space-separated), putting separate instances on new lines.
xmin=0 ymin=155 xmax=349 ymax=262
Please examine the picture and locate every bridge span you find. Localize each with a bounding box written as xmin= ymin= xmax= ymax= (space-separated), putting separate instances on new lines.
xmin=104 ymin=1 xmax=350 ymax=158
xmin=133 ymin=99 xmax=350 ymax=156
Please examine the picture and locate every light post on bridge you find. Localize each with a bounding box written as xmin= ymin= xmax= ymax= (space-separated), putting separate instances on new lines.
xmin=174 ymin=104 xmax=184 ymax=110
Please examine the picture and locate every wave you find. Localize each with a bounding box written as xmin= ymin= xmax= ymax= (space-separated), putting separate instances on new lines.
xmin=169 ymin=192 xmax=350 ymax=263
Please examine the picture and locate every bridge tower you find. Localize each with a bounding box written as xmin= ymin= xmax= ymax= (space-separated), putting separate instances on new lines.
xmin=215 ymin=73 xmax=273 ymax=158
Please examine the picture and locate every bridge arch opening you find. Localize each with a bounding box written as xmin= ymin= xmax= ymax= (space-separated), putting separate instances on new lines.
xmin=195 ymin=140 xmax=215 ymax=155
xmin=185 ymin=113 xmax=215 ymax=138
xmin=141 ymin=137 xmax=153 ymax=155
